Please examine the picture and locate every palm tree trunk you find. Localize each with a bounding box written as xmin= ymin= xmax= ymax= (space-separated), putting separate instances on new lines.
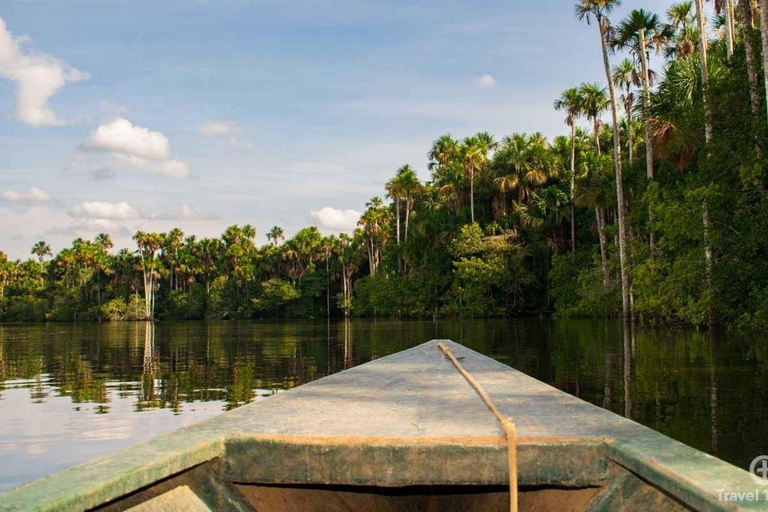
xmin=405 ymin=197 xmax=411 ymax=242
xmin=725 ymin=0 xmax=735 ymax=57
xmin=639 ymin=30 xmax=654 ymax=180
xmin=470 ymin=170 xmax=475 ymax=224
xmin=639 ymin=29 xmax=657 ymax=251
xmin=395 ymin=198 xmax=401 ymax=245
xmin=739 ymin=0 xmax=762 ymax=116
xmin=599 ymin=17 xmax=630 ymax=320
xmin=760 ymin=0 xmax=768 ymax=127
xmin=570 ymin=124 xmax=577 ymax=253
xmin=597 ymin=208 xmax=610 ymax=291
xmin=625 ymin=88 xmax=633 ymax=164
xmin=593 ymin=120 xmax=601 ymax=155
xmin=703 ymin=201 xmax=716 ymax=325
xmin=695 ymin=0 xmax=717 ymax=325
xmin=696 ymin=0 xmax=713 ymax=141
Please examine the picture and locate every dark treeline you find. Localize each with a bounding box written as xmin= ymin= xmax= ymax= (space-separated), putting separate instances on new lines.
xmin=3 ymin=0 xmax=768 ymax=327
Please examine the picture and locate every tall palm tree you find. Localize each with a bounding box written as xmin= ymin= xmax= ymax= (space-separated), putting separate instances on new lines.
xmin=666 ymin=2 xmax=697 ymax=59
xmin=396 ymin=165 xmax=421 ymax=242
xmin=428 ymin=134 xmax=463 ymax=211
xmin=31 ymin=241 xmax=52 ymax=271
xmin=614 ymin=9 xmax=669 ymax=181
xmin=267 ymin=226 xmax=284 ymax=246
xmin=492 ymin=134 xmax=551 ymax=203
xmin=578 ymin=83 xmax=609 ymax=155
xmin=386 ymin=168 xmax=407 ymax=245
xmin=554 ymin=87 xmax=583 ymax=252
xmin=576 ymin=0 xmax=630 ymax=320
xmin=459 ymin=135 xmax=493 ymax=224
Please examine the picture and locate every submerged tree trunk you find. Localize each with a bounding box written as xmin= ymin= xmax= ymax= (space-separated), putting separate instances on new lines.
xmin=739 ymin=0 xmax=762 ymax=116
xmin=599 ymin=18 xmax=630 ymax=320
xmin=570 ymin=124 xmax=577 ymax=253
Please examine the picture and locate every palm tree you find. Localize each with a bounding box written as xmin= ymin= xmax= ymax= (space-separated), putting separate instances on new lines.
xmin=31 ymin=241 xmax=52 ymax=271
xmin=397 ymin=165 xmax=421 ymax=242
xmin=133 ymin=231 xmax=165 ymax=319
xmin=459 ymin=135 xmax=496 ymax=224
xmin=576 ymin=0 xmax=630 ymax=320
xmin=666 ymin=2 xmax=697 ymax=59
xmin=267 ymin=226 xmax=284 ymax=246
xmin=554 ymin=87 xmax=583 ymax=252
xmin=614 ymin=9 xmax=670 ymax=181
xmin=428 ymin=134 xmax=463 ymax=212
xmin=492 ymin=133 xmax=551 ymax=217
xmin=578 ymin=83 xmax=609 ymax=155
xmin=164 ymin=228 xmax=183 ymax=291
xmin=386 ymin=169 xmax=407 ymax=245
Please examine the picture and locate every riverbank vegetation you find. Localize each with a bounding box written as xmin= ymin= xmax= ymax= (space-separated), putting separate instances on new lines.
xmin=2 ymin=0 xmax=768 ymax=328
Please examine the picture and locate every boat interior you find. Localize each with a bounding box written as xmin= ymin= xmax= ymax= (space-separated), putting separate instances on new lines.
xmin=92 ymin=438 xmax=694 ymax=512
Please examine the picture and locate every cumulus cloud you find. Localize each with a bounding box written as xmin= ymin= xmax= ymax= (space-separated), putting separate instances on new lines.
xmin=2 ymin=187 xmax=50 ymax=204
xmin=68 ymin=201 xmax=143 ymax=220
xmin=309 ymin=207 xmax=360 ymax=232
xmin=0 ymin=17 xmax=88 ymax=127
xmin=78 ymin=118 xmax=190 ymax=179
xmin=477 ymin=74 xmax=497 ymax=87
xmin=198 ymin=120 xmax=240 ymax=137
xmin=81 ymin=118 xmax=170 ymax=160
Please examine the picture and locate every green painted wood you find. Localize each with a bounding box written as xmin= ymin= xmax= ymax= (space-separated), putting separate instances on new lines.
xmin=0 ymin=340 xmax=764 ymax=511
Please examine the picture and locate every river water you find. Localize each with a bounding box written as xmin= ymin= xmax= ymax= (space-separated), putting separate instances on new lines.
xmin=0 ymin=319 xmax=766 ymax=492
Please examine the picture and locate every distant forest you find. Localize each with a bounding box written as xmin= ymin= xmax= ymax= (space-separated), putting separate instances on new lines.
xmin=3 ymin=0 xmax=768 ymax=328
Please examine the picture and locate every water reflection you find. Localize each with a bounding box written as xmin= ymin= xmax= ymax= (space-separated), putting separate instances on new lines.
xmin=0 ymin=319 xmax=767 ymax=491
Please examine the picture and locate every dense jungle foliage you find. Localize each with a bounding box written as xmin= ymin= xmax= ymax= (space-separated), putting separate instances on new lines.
xmin=2 ymin=0 xmax=768 ymax=328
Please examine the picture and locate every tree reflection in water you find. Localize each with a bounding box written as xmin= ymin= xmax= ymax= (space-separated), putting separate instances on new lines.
xmin=0 ymin=319 xmax=766 ymax=472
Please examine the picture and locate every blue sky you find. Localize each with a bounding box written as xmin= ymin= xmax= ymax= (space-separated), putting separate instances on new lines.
xmin=1 ymin=0 xmax=677 ymax=258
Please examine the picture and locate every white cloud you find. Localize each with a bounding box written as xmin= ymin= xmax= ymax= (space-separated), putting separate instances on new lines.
xmin=309 ymin=207 xmax=360 ymax=232
xmin=78 ymin=118 xmax=190 ymax=179
xmin=477 ymin=74 xmax=497 ymax=87
xmin=2 ymin=187 xmax=50 ymax=204
xmin=81 ymin=118 xmax=170 ymax=160
xmin=0 ymin=17 xmax=88 ymax=127
xmin=198 ymin=120 xmax=240 ymax=137
xmin=68 ymin=201 xmax=143 ymax=220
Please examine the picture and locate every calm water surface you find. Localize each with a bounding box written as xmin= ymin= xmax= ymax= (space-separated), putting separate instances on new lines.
xmin=1 ymin=319 xmax=767 ymax=492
